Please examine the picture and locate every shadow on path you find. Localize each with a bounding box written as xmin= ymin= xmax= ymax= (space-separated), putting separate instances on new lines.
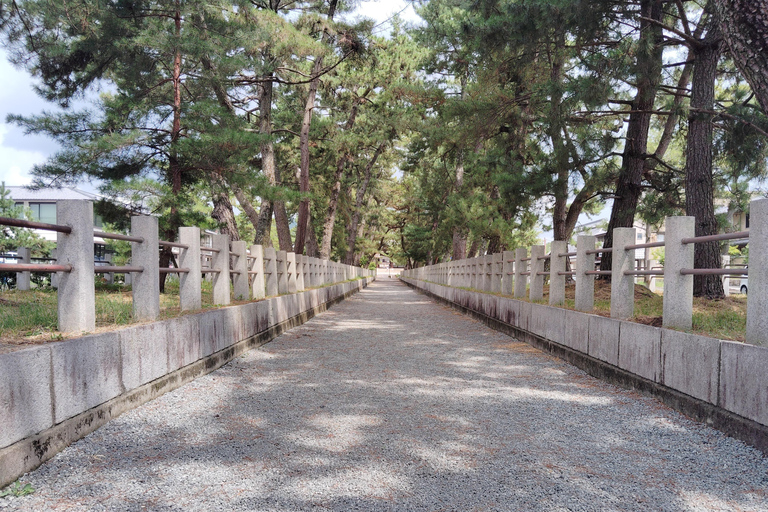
xmin=10 ymin=279 xmax=768 ymax=511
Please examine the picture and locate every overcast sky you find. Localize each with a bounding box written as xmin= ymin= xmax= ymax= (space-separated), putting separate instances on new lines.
xmin=0 ymin=0 xmax=419 ymax=188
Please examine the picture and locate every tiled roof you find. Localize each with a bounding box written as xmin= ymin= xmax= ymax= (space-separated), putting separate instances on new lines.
xmin=6 ymin=186 xmax=102 ymax=201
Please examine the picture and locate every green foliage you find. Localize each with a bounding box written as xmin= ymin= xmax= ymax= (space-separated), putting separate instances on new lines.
xmin=0 ymin=481 xmax=34 ymax=498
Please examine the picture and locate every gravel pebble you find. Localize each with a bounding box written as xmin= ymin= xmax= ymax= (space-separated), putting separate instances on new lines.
xmin=5 ymin=279 xmax=768 ymax=511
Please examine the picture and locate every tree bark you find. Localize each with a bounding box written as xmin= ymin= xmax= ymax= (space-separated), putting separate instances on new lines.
xmin=686 ymin=12 xmax=724 ymax=298
xmin=344 ymin=143 xmax=386 ymax=264
xmin=714 ymin=0 xmax=768 ymax=114
xmin=255 ymin=80 xmax=276 ymax=247
xmin=318 ymin=92 xmax=368 ymax=260
xmin=601 ymin=0 xmax=664 ymax=272
xmin=294 ymin=0 xmax=338 ymax=254
xmin=273 ymin=166 xmax=293 ymax=251
xmin=211 ymin=184 xmax=241 ymax=241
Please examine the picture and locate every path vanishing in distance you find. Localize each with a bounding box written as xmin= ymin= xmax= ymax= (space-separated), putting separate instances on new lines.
xmin=6 ymin=278 xmax=768 ymax=511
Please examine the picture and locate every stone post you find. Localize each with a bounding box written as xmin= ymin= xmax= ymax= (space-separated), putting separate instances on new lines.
xmin=491 ymin=253 xmax=502 ymax=293
xmin=277 ymin=250 xmax=289 ymax=294
xmin=287 ymin=252 xmax=298 ymax=293
xmin=549 ymin=241 xmax=567 ymax=306
xmin=529 ymin=245 xmax=545 ymax=301
xmin=611 ymin=227 xmax=637 ymax=320
xmin=50 ymin=249 xmax=59 ymax=289
xmin=211 ymin=233 xmax=230 ymax=305
xmin=264 ymin=247 xmax=278 ymax=297
xmin=104 ymin=253 xmax=114 ymax=285
xmin=502 ymin=251 xmax=513 ymax=295
xmin=131 ymin=215 xmax=160 ymax=322
xmin=746 ymin=199 xmax=768 ymax=345
xmin=57 ymin=201 xmax=96 ymax=333
xmin=250 ymin=245 xmax=265 ymax=299
xmin=721 ymin=254 xmax=731 ymax=297
xmin=179 ymin=227 xmax=202 ymax=311
xmin=16 ymin=247 xmax=30 ymax=291
xmin=296 ymin=254 xmax=305 ymax=292
xmin=232 ymin=241 xmax=249 ymax=300
xmin=575 ymin=235 xmax=596 ymax=312
xmin=514 ymin=248 xmax=527 ymax=298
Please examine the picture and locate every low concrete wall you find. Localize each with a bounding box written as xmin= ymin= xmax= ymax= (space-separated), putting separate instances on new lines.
xmin=0 ymin=277 xmax=374 ymax=487
xmin=401 ymin=277 xmax=768 ymax=454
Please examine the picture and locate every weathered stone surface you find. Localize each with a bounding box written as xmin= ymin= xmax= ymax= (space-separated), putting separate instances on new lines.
xmin=719 ymin=341 xmax=768 ymax=425
xmin=529 ymin=304 xmax=548 ymax=338
xmin=120 ymin=322 xmax=169 ymax=390
xmin=562 ymin=310 xmax=589 ymax=353
xmin=0 ymin=347 xmax=53 ymax=447
xmin=517 ymin=301 xmax=531 ymax=332
xmin=618 ymin=321 xmax=661 ymax=382
xmin=545 ymin=306 xmax=566 ymax=345
xmin=52 ymin=333 xmax=123 ymax=423
xmin=165 ymin=315 xmax=201 ymax=371
xmin=588 ymin=315 xmax=620 ymax=366
xmin=661 ymin=330 xmax=720 ymax=404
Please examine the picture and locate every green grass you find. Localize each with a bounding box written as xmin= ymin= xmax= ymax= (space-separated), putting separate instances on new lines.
xmin=1 ymin=276 xmax=367 ymax=344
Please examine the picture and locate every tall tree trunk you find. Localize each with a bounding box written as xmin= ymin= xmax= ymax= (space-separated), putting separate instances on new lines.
xmin=686 ymin=12 xmax=724 ymax=298
xmin=318 ymin=92 xmax=368 ymax=260
xmin=451 ymin=154 xmax=467 ymax=260
xmin=211 ymin=186 xmax=240 ymax=241
xmin=295 ymin=0 xmax=338 ymax=254
xmin=344 ymin=143 xmax=386 ymax=264
xmin=467 ymin=239 xmax=480 ymax=259
xmin=162 ymin=2 xmax=184 ymax=293
xmin=273 ymin=166 xmax=293 ymax=251
xmin=600 ymin=0 xmax=664 ymax=272
xmin=306 ymin=212 xmax=320 ymax=257
xmin=255 ymin=80 xmax=276 ymax=247
xmin=714 ymin=0 xmax=768 ymax=114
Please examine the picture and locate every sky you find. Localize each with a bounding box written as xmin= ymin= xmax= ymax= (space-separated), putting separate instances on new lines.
xmin=0 ymin=0 xmax=419 ymax=188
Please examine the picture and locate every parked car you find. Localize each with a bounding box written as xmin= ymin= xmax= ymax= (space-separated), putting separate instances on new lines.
xmin=741 ymin=276 xmax=748 ymax=295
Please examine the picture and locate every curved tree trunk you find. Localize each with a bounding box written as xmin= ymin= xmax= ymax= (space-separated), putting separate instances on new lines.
xmin=686 ymin=12 xmax=724 ymax=298
xmin=211 ymin=186 xmax=240 ymax=241
xmin=601 ymin=0 xmax=664 ymax=272
xmin=295 ymin=0 xmax=338 ymax=254
xmin=714 ymin=0 xmax=768 ymax=114
xmin=344 ymin=143 xmax=386 ymax=264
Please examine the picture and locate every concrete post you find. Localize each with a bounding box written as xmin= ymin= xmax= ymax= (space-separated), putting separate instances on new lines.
xmin=211 ymin=234 xmax=230 ymax=305
xmin=104 ymin=253 xmax=114 ymax=285
xmin=179 ymin=227 xmax=202 ymax=311
xmin=575 ymin=235 xmax=596 ymax=312
xmin=529 ymin=245 xmax=545 ymax=301
xmin=308 ymin=257 xmax=316 ymax=287
xmin=611 ymin=227 xmax=637 ymax=320
xmin=514 ymin=248 xmax=527 ymax=298
xmin=502 ymin=251 xmax=513 ymax=296
xmin=747 ymin=199 xmax=768 ymax=345
xmin=130 ymin=215 xmax=160 ymax=322
xmin=56 ymin=201 xmax=96 ymax=333
xmin=277 ymin=250 xmax=288 ymax=294
xmin=264 ymin=247 xmax=278 ymax=297
xmin=287 ymin=252 xmax=298 ymax=293
xmin=295 ymin=254 xmax=305 ymax=292
xmin=468 ymin=258 xmax=476 ymax=289
xmin=662 ymin=217 xmax=695 ymax=329
xmin=16 ymin=247 xmax=30 ymax=291
xmin=491 ymin=253 xmax=502 ymax=293
xmin=232 ymin=241 xmax=249 ymax=300
xmin=50 ymin=249 xmax=59 ymax=289
xmin=549 ymin=241 xmax=567 ymax=306
xmin=250 ymin=245 xmax=265 ymax=299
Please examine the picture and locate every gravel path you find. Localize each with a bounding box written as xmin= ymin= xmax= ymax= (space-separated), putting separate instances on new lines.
xmin=5 ymin=278 xmax=768 ymax=511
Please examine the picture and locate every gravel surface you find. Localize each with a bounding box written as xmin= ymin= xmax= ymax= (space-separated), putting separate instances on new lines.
xmin=4 ymin=278 xmax=768 ymax=511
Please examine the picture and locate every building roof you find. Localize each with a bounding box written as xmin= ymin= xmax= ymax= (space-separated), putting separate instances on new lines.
xmin=6 ymin=186 xmax=102 ymax=202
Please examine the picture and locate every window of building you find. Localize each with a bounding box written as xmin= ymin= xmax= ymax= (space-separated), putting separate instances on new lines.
xmin=746 ymin=213 xmax=750 ymax=229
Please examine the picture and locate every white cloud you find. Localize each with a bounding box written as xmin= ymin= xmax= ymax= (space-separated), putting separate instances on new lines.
xmin=0 ymin=124 xmax=47 ymax=186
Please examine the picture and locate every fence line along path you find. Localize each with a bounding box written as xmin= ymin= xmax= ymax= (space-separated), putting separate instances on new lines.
xmin=8 ymin=278 xmax=768 ymax=512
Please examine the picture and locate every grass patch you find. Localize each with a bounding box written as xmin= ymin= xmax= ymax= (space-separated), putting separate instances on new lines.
xmin=424 ymin=278 xmax=747 ymax=342
xmin=0 ymin=276 xmax=367 ymax=345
